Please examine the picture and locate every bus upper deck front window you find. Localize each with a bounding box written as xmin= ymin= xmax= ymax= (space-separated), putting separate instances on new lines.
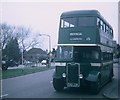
xmin=61 ymin=18 xmax=76 ymax=28
xmin=78 ymin=17 xmax=95 ymax=26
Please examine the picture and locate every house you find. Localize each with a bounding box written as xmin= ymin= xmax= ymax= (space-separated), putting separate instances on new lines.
xmin=24 ymin=48 xmax=48 ymax=63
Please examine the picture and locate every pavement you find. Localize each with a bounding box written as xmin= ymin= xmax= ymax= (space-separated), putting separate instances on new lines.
xmin=102 ymin=84 xmax=119 ymax=99
xmin=103 ymin=63 xmax=119 ymax=99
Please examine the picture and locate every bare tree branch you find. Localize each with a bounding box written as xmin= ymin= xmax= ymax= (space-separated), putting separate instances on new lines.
xmin=1 ymin=23 xmax=43 ymax=53
xmin=1 ymin=23 xmax=14 ymax=50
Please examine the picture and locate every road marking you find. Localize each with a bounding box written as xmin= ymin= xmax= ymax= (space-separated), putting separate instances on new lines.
xmin=50 ymin=81 xmax=53 ymax=83
xmin=1 ymin=94 xmax=8 ymax=98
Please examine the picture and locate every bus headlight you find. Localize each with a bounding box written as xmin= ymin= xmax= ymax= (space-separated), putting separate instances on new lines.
xmin=62 ymin=73 xmax=66 ymax=78
xmin=79 ymin=74 xmax=83 ymax=79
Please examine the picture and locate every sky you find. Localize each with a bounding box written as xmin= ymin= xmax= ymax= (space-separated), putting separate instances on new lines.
xmin=1 ymin=0 xmax=119 ymax=50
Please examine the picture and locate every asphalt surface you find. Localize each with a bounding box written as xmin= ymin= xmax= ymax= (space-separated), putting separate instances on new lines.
xmin=103 ymin=63 xmax=119 ymax=99
xmin=1 ymin=64 xmax=119 ymax=99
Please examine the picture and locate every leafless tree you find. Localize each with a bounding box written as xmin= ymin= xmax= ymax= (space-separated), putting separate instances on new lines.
xmin=15 ymin=26 xmax=30 ymax=51
xmin=1 ymin=23 xmax=43 ymax=64
xmin=15 ymin=26 xmax=43 ymax=64
xmin=1 ymin=23 xmax=15 ymax=50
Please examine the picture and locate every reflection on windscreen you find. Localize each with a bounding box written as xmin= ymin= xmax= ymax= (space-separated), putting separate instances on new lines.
xmin=78 ymin=17 xmax=95 ymax=26
xmin=57 ymin=46 xmax=73 ymax=60
xmin=61 ymin=18 xmax=76 ymax=28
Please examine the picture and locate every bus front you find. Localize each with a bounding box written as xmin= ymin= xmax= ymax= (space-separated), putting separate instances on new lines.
xmin=53 ymin=10 xmax=102 ymax=94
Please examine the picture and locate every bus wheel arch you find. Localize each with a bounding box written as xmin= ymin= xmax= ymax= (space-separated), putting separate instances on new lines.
xmin=91 ymin=76 xmax=101 ymax=94
xmin=53 ymin=78 xmax=64 ymax=92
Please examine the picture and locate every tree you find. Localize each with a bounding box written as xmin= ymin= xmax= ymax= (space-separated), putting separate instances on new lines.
xmin=1 ymin=23 xmax=43 ymax=65
xmin=1 ymin=23 xmax=14 ymax=50
xmin=15 ymin=26 xmax=41 ymax=64
xmin=2 ymin=38 xmax=21 ymax=70
xmin=1 ymin=23 xmax=16 ymax=69
xmin=15 ymin=26 xmax=30 ymax=50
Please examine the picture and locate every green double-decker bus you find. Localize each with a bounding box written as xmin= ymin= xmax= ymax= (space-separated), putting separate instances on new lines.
xmin=53 ymin=10 xmax=114 ymax=94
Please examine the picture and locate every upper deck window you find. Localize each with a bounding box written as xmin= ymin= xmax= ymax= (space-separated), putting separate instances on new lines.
xmin=61 ymin=18 xmax=76 ymax=28
xmin=78 ymin=17 xmax=95 ymax=26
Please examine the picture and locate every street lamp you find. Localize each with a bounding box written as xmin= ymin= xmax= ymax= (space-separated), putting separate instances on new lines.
xmin=39 ymin=34 xmax=51 ymax=53
xmin=39 ymin=33 xmax=51 ymax=67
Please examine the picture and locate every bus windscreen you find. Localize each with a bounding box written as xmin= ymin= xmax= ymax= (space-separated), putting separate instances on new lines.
xmin=60 ymin=17 xmax=95 ymax=28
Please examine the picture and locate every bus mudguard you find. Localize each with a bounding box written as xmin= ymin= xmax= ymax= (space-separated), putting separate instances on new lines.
xmin=86 ymin=71 xmax=100 ymax=82
xmin=53 ymin=71 xmax=62 ymax=79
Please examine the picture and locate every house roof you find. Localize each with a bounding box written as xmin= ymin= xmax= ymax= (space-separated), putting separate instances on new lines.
xmin=26 ymin=48 xmax=46 ymax=55
xmin=24 ymin=48 xmax=47 ymax=62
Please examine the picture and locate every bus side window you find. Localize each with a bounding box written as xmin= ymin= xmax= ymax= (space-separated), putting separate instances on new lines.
xmin=110 ymin=29 xmax=113 ymax=39
xmin=106 ymin=25 xmax=109 ymax=32
xmin=103 ymin=23 xmax=106 ymax=32
xmin=100 ymin=20 xmax=104 ymax=30
xmin=97 ymin=18 xmax=105 ymax=31
xmin=97 ymin=18 xmax=101 ymax=28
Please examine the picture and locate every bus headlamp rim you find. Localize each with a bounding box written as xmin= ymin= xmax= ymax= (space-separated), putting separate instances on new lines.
xmin=79 ymin=74 xmax=83 ymax=79
xmin=62 ymin=73 xmax=66 ymax=78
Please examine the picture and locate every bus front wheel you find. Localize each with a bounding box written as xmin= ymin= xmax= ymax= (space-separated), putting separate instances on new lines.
xmin=109 ymin=69 xmax=113 ymax=82
xmin=90 ymin=77 xmax=101 ymax=94
xmin=53 ymin=78 xmax=64 ymax=92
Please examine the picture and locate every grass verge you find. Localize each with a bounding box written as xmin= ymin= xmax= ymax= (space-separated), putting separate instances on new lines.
xmin=2 ymin=66 xmax=54 ymax=79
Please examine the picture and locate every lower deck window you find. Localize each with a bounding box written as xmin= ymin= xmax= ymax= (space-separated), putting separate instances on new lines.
xmin=74 ymin=46 xmax=100 ymax=62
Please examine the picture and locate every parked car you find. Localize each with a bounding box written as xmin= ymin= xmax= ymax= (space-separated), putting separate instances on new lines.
xmin=41 ymin=60 xmax=47 ymax=65
xmin=2 ymin=60 xmax=8 ymax=70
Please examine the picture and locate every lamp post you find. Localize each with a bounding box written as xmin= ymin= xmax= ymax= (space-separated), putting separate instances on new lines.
xmin=21 ymin=48 xmax=23 ymax=65
xmin=39 ymin=34 xmax=51 ymax=67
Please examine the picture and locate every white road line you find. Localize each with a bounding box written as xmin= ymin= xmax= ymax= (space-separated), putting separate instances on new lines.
xmin=1 ymin=94 xmax=8 ymax=98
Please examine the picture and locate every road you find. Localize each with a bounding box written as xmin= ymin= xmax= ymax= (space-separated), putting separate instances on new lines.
xmin=1 ymin=63 xmax=119 ymax=98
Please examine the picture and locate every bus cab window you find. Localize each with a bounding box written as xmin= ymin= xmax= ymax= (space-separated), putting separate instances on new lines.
xmin=100 ymin=20 xmax=104 ymax=30
xmin=57 ymin=46 xmax=73 ymax=60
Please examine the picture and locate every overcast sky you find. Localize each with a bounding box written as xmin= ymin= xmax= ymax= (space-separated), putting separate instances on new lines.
xmin=1 ymin=0 xmax=119 ymax=50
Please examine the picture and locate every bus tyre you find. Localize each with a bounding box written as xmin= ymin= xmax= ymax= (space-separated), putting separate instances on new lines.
xmin=53 ymin=78 xmax=64 ymax=92
xmin=91 ymin=77 xmax=101 ymax=94
xmin=109 ymin=70 xmax=113 ymax=82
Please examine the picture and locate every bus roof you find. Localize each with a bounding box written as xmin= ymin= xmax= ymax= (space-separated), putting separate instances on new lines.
xmin=61 ymin=10 xmax=113 ymax=29
xmin=61 ymin=10 xmax=100 ymax=17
